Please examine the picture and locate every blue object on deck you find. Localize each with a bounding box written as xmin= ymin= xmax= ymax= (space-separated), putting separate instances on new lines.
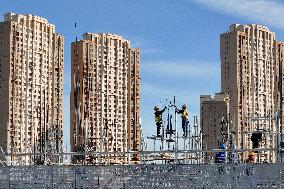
xmin=216 ymin=151 xmax=226 ymax=163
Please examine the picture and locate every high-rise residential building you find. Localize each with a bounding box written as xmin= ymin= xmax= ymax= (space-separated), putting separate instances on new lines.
xmin=70 ymin=33 xmax=140 ymax=164
xmin=0 ymin=13 xmax=64 ymax=164
xmin=274 ymin=42 xmax=284 ymax=134
xmin=200 ymin=93 xmax=229 ymax=162
xmin=220 ymin=24 xmax=282 ymax=162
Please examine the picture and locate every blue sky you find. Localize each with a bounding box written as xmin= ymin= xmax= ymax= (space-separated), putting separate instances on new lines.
xmin=1 ymin=0 xmax=284 ymax=151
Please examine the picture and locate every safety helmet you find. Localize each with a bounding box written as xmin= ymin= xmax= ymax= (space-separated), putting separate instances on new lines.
xmin=154 ymin=106 xmax=159 ymax=111
xmin=219 ymin=143 xmax=225 ymax=149
xmin=248 ymin=151 xmax=255 ymax=156
xmin=182 ymin=104 xmax=187 ymax=109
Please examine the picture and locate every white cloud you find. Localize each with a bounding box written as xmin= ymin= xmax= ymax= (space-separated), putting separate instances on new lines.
xmin=141 ymin=48 xmax=163 ymax=55
xmin=137 ymin=58 xmax=220 ymax=146
xmin=140 ymin=59 xmax=220 ymax=113
xmin=192 ymin=0 xmax=284 ymax=30
xmin=140 ymin=82 xmax=213 ymax=112
xmin=142 ymin=82 xmax=198 ymax=98
xmin=142 ymin=60 xmax=219 ymax=78
xmin=128 ymin=36 xmax=163 ymax=56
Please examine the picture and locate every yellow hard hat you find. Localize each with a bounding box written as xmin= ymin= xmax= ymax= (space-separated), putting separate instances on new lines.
xmin=248 ymin=151 xmax=255 ymax=156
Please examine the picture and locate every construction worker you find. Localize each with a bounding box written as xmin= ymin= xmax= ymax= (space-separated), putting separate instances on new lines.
xmin=246 ymin=151 xmax=255 ymax=163
xmin=215 ymin=143 xmax=226 ymax=163
xmin=175 ymin=104 xmax=189 ymax=137
xmin=154 ymin=106 xmax=167 ymax=137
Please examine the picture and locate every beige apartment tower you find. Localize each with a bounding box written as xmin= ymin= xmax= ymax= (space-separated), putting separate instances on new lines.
xmin=70 ymin=33 xmax=141 ymax=164
xmin=220 ymin=24 xmax=283 ymax=162
xmin=274 ymin=42 xmax=284 ymax=134
xmin=0 ymin=13 xmax=64 ymax=164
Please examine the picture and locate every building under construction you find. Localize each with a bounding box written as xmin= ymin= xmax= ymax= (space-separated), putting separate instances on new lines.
xmin=70 ymin=33 xmax=141 ymax=164
xmin=0 ymin=13 xmax=64 ymax=164
xmin=201 ymin=24 xmax=284 ymax=163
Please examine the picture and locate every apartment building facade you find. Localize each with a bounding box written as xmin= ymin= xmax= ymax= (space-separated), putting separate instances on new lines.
xmin=0 ymin=13 xmax=64 ymax=164
xmin=220 ymin=24 xmax=281 ymax=162
xmin=200 ymin=93 xmax=229 ymax=149
xmin=70 ymin=33 xmax=140 ymax=164
xmin=200 ymin=93 xmax=229 ymax=162
xmin=274 ymin=42 xmax=284 ymax=134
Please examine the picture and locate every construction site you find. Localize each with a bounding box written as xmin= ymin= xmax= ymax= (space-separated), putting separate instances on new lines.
xmin=1 ymin=10 xmax=284 ymax=188
xmin=0 ymin=96 xmax=284 ymax=188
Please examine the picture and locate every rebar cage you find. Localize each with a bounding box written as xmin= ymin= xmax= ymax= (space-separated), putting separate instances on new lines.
xmin=0 ymin=163 xmax=283 ymax=188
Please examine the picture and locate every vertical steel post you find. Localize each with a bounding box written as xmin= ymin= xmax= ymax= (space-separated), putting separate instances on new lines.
xmin=174 ymin=96 xmax=177 ymax=165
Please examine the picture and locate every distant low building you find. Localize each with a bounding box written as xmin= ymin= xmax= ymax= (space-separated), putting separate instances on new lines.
xmin=200 ymin=93 xmax=229 ymax=162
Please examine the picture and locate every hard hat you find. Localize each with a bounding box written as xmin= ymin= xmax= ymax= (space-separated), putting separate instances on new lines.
xmin=219 ymin=143 xmax=225 ymax=149
xmin=154 ymin=106 xmax=159 ymax=111
xmin=248 ymin=151 xmax=255 ymax=156
xmin=182 ymin=104 xmax=187 ymax=109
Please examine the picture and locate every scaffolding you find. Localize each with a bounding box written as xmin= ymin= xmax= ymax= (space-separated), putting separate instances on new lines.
xmin=147 ymin=98 xmax=202 ymax=164
xmin=2 ymin=100 xmax=284 ymax=166
xmin=243 ymin=112 xmax=282 ymax=163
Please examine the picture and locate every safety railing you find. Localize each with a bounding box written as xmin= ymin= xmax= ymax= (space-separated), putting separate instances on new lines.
xmin=0 ymin=163 xmax=283 ymax=188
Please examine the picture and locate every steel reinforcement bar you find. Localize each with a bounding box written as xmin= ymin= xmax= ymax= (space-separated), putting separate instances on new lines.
xmin=0 ymin=163 xmax=283 ymax=188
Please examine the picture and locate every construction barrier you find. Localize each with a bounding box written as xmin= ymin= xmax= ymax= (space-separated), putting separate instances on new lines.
xmin=0 ymin=163 xmax=283 ymax=188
